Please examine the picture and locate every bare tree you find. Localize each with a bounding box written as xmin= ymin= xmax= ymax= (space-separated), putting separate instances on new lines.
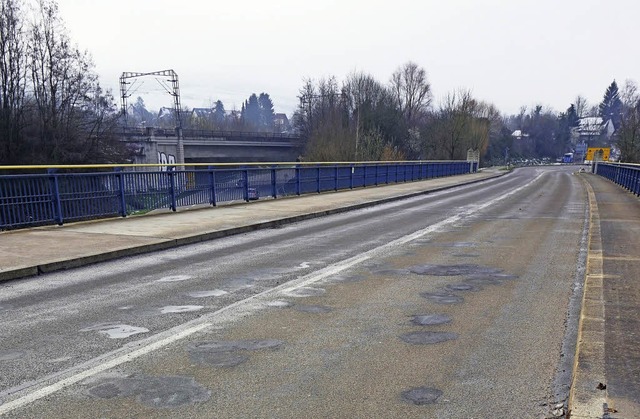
xmin=574 ymin=95 xmax=589 ymax=118
xmin=28 ymin=0 xmax=118 ymax=163
xmin=437 ymin=89 xmax=476 ymax=159
xmin=617 ymin=79 xmax=640 ymax=162
xmin=620 ymin=79 xmax=639 ymax=109
xmin=0 ymin=0 xmax=27 ymax=163
xmin=468 ymin=101 xmax=498 ymax=158
xmin=617 ymin=102 xmax=640 ymax=162
xmin=390 ymin=61 xmax=432 ymax=126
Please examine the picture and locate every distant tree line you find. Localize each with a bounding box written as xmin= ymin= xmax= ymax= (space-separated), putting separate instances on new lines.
xmin=127 ymin=93 xmax=283 ymax=133
xmin=0 ymin=0 xmax=130 ymax=165
xmin=292 ymin=63 xmax=508 ymax=164
xmin=293 ymin=67 xmax=640 ymax=164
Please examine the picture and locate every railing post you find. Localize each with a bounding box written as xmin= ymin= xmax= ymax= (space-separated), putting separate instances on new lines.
xmin=168 ymin=166 xmax=177 ymax=211
xmin=208 ymin=166 xmax=217 ymax=206
xmin=296 ymin=165 xmax=301 ymax=196
xmin=386 ymin=164 xmax=389 ymax=184
xmin=271 ymin=166 xmax=277 ymax=198
xmin=350 ymin=165 xmax=354 ymax=189
xmin=375 ymin=164 xmax=379 ymax=186
xmin=334 ymin=165 xmax=339 ymax=191
xmin=115 ymin=167 xmax=127 ymax=217
xmin=363 ymin=165 xmax=367 ymax=187
xmin=316 ymin=166 xmax=321 ymax=193
xmin=48 ymin=168 xmax=64 ymax=225
xmin=243 ymin=168 xmax=249 ymax=201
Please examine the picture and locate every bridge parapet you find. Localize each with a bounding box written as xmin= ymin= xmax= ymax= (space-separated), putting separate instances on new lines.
xmin=122 ymin=127 xmax=302 ymax=142
xmin=0 ymin=161 xmax=477 ymax=230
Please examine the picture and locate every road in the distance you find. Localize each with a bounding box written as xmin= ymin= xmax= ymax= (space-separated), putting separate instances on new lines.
xmin=0 ymin=166 xmax=588 ymax=418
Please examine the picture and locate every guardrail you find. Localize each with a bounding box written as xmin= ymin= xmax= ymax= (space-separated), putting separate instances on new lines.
xmin=0 ymin=160 xmax=478 ymax=230
xmin=595 ymin=162 xmax=640 ymax=196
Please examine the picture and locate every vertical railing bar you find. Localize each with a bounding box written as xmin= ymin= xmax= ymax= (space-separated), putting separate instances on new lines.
xmin=47 ymin=169 xmax=64 ymax=225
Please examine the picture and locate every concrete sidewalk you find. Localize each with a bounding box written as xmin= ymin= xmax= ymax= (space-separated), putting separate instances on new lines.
xmin=0 ymin=170 xmax=504 ymax=282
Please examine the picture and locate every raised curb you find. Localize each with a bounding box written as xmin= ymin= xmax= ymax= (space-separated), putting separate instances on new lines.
xmin=568 ymin=176 xmax=608 ymax=418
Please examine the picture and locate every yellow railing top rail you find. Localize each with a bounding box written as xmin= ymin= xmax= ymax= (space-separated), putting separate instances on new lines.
xmin=0 ymin=160 xmax=473 ymax=171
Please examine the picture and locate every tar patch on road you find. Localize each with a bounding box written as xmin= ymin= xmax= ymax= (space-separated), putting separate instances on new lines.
xmin=411 ymin=314 xmax=452 ymax=326
xmin=86 ymin=374 xmax=210 ymax=408
xmin=294 ymin=305 xmax=333 ymax=314
xmin=401 ymin=387 xmax=443 ymax=405
xmin=187 ymin=339 xmax=284 ymax=367
xmin=445 ymin=283 xmax=481 ymax=292
xmin=409 ymin=264 xmax=503 ymax=276
xmin=0 ymin=350 xmax=26 ymax=361
xmin=420 ymin=292 xmax=464 ymax=304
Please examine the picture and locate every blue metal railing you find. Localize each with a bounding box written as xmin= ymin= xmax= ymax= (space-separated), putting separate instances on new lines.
xmin=0 ymin=161 xmax=478 ymax=230
xmin=595 ymin=162 xmax=640 ymax=196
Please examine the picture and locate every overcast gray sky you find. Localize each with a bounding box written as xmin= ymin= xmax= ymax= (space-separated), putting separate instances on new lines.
xmin=57 ymin=0 xmax=638 ymax=116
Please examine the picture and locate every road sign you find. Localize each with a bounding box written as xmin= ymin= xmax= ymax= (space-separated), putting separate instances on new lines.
xmin=585 ymin=147 xmax=610 ymax=161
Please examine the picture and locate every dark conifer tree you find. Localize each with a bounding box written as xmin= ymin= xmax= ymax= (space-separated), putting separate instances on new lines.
xmin=258 ymin=93 xmax=275 ymax=130
xmin=599 ymin=80 xmax=623 ymax=126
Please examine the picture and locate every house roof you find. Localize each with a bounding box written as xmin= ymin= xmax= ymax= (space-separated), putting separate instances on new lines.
xmin=577 ymin=117 xmax=604 ymax=135
xmin=191 ymin=108 xmax=214 ymax=118
xmin=511 ymin=130 xmax=529 ymax=138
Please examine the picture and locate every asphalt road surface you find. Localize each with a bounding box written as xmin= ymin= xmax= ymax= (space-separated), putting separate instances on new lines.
xmin=0 ymin=166 xmax=589 ymax=418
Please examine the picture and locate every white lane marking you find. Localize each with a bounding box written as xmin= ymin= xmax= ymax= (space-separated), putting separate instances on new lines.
xmin=0 ymin=322 xmax=212 ymax=415
xmin=0 ymin=172 xmax=543 ymax=415
xmin=79 ymin=324 xmax=149 ymax=339
xmin=298 ymin=262 xmax=311 ymax=269
xmin=185 ymin=290 xmax=228 ymax=298
xmin=160 ymin=305 xmax=204 ymax=314
xmin=156 ymin=275 xmax=192 ymax=282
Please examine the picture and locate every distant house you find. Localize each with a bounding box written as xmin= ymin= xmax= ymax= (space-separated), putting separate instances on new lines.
xmin=573 ymin=117 xmax=615 ymax=146
xmin=274 ymin=113 xmax=290 ymax=132
xmin=511 ymin=130 xmax=529 ymax=140
xmin=511 ymin=129 xmax=534 ymax=155
xmin=191 ymin=108 xmax=214 ymax=121
xmin=190 ymin=108 xmax=215 ymax=128
xmin=157 ymin=107 xmax=176 ymax=127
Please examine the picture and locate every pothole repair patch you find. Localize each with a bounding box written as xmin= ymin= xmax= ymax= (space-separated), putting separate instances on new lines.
xmin=420 ymin=292 xmax=464 ymax=304
xmin=402 ymin=387 xmax=443 ymax=405
xmin=409 ymin=264 xmax=503 ymax=277
xmin=411 ymin=314 xmax=452 ymax=326
xmin=187 ymin=339 xmax=284 ymax=367
xmin=86 ymin=375 xmax=210 ymax=408
xmin=294 ymin=305 xmax=333 ymax=314
xmin=445 ymin=283 xmax=481 ymax=292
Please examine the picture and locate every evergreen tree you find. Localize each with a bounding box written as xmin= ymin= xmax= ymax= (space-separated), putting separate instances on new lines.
xmin=258 ymin=93 xmax=275 ymax=130
xmin=599 ymin=80 xmax=623 ymax=126
xmin=566 ymin=104 xmax=579 ymax=128
xmin=242 ymin=94 xmax=260 ymax=128
xmin=212 ymin=100 xmax=225 ymax=125
xmin=130 ymin=96 xmax=153 ymax=126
